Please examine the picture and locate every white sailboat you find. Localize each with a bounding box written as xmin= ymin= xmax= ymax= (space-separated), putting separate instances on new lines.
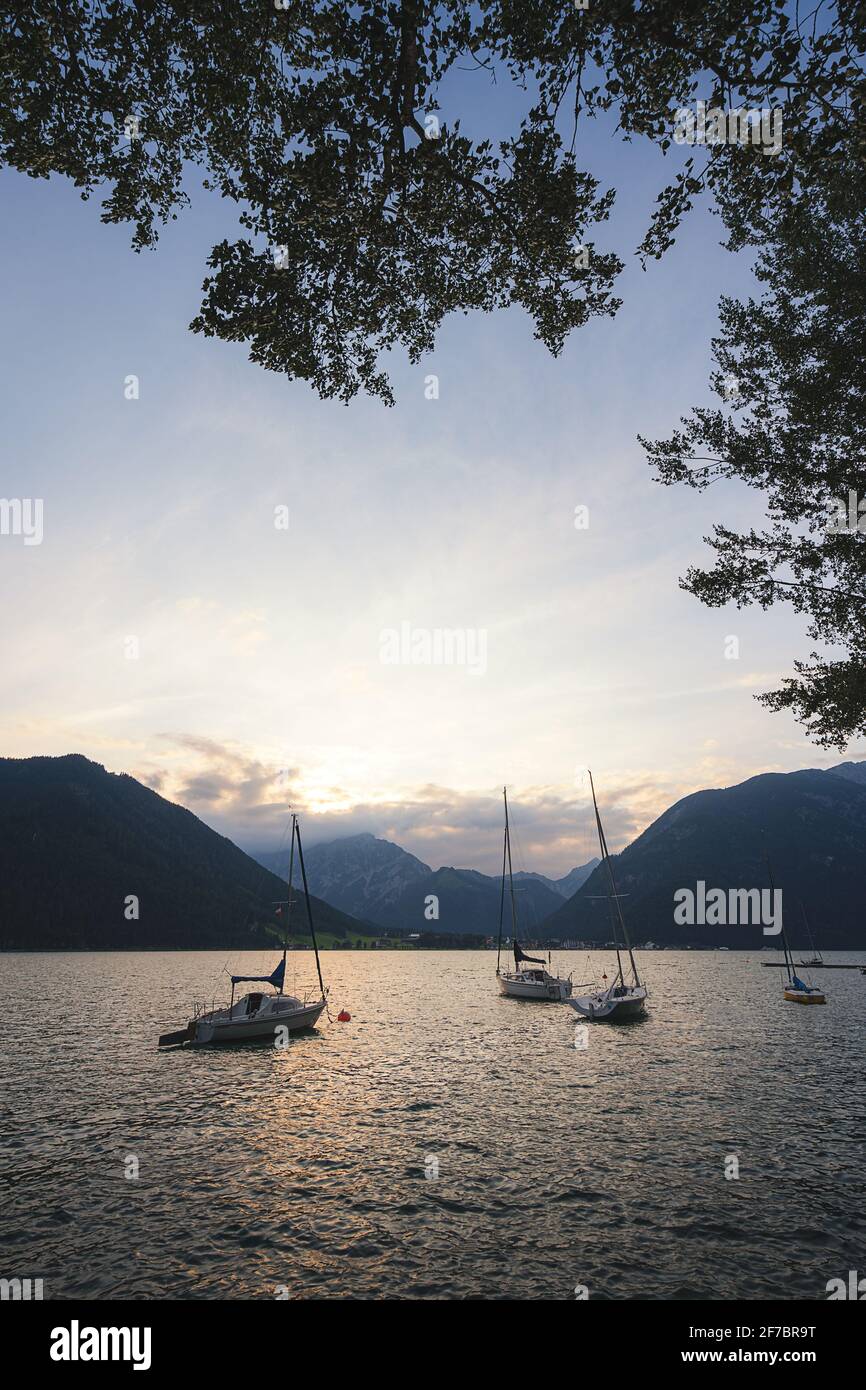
xmin=188 ymin=976 xmax=326 ymax=1044
xmin=496 ymin=787 xmax=573 ymax=1001
xmin=159 ymin=813 xmax=328 ymax=1046
xmin=566 ymin=771 xmax=648 ymax=1022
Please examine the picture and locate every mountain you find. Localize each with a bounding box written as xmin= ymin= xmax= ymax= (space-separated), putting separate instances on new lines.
xmin=257 ymin=831 xmax=585 ymax=934
xmin=256 ymin=833 xmax=576 ymax=933
xmin=515 ymin=861 xmax=600 ymax=897
xmin=0 ymin=755 xmax=362 ymax=949
xmin=825 ymin=759 xmax=866 ymax=788
xmin=542 ymin=766 xmax=866 ymax=948
xmin=376 ymin=865 xmax=563 ymax=936
xmin=557 ymin=860 xmax=601 ymax=896
xmin=258 ymin=831 xmax=431 ymax=919
xmin=9 ymin=754 xmax=864 ymax=949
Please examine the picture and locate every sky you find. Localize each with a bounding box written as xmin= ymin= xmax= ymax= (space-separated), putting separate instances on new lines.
xmin=1 ymin=49 xmax=860 ymax=876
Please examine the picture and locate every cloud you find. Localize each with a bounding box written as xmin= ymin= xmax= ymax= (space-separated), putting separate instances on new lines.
xmin=136 ymin=735 xmax=301 ymax=822
xmin=127 ymin=735 xmax=714 ymax=875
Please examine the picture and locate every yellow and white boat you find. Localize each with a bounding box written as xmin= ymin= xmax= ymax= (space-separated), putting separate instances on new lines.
xmin=783 ymin=983 xmax=826 ymax=1005
xmin=766 ymin=863 xmax=828 ymax=1006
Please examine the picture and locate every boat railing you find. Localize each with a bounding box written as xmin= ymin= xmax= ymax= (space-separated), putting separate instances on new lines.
xmin=189 ymin=985 xmax=323 ymax=1019
xmin=300 ymin=986 xmax=327 ymax=1005
xmin=191 ymin=998 xmax=221 ymax=1021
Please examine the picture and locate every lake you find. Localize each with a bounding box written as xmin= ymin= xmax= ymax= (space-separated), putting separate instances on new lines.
xmin=1 ymin=949 xmax=864 ymax=1300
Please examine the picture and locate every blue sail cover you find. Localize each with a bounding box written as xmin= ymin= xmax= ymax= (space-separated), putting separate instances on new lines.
xmin=791 ymin=974 xmax=811 ymax=992
xmin=231 ymin=958 xmax=286 ymax=990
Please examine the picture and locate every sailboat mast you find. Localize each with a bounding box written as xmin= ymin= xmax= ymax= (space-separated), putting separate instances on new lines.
xmin=496 ymin=819 xmax=507 ymax=976
xmin=588 ymin=770 xmax=640 ymax=987
xmin=800 ymin=901 xmax=820 ymax=961
xmin=504 ymin=786 xmax=518 ymax=943
xmin=294 ymin=818 xmax=326 ymax=999
xmin=281 ymin=811 xmax=297 ymax=976
xmin=767 ymin=857 xmax=792 ymax=981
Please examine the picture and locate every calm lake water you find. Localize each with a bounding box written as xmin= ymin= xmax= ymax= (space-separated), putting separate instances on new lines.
xmin=1 ymin=949 xmax=864 ymax=1301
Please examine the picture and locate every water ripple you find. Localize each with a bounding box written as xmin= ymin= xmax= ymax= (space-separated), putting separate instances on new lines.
xmin=1 ymin=949 xmax=864 ymax=1300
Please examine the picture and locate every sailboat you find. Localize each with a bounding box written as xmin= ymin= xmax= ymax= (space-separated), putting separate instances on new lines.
xmin=770 ymin=864 xmax=826 ymax=1005
xmin=566 ymin=771 xmax=648 ymax=1021
xmin=496 ymin=787 xmax=573 ymax=1001
xmin=158 ymin=813 xmax=328 ymax=1046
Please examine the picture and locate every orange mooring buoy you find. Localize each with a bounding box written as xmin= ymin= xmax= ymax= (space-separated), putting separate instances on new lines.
xmin=337 ymin=1009 xmax=351 ymax=1022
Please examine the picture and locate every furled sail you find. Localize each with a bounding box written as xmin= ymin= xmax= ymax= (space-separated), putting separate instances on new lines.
xmin=230 ymin=959 xmax=286 ymax=991
xmin=514 ymin=942 xmax=545 ymax=966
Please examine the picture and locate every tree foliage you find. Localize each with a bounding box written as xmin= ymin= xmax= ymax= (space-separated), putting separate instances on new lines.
xmin=2 ymin=0 xmax=632 ymax=402
xmin=641 ymin=4 xmax=866 ymax=746
xmin=4 ymin=1 xmax=855 ymax=401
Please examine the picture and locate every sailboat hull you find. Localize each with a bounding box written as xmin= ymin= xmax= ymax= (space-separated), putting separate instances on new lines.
xmin=191 ymin=995 xmax=326 ymax=1044
xmin=567 ymin=985 xmax=648 ymax=1021
xmin=783 ymin=989 xmax=826 ymax=1005
xmin=498 ymin=972 xmax=572 ymax=1001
